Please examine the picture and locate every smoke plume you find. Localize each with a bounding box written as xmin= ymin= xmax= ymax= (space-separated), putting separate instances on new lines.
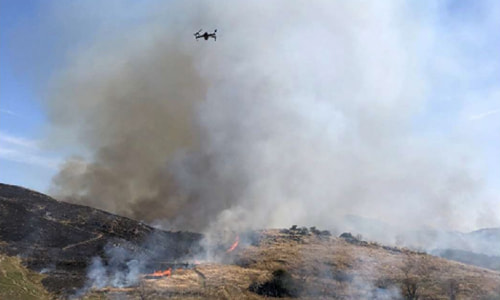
xmin=46 ymin=1 xmax=499 ymax=233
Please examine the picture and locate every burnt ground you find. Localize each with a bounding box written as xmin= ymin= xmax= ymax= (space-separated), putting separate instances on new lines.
xmin=0 ymin=183 xmax=203 ymax=295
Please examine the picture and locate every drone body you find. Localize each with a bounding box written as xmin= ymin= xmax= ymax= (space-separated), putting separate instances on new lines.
xmin=194 ymin=29 xmax=217 ymax=41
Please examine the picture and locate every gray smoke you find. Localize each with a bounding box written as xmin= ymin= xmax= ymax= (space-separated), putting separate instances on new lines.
xmin=46 ymin=1 xmax=499 ymax=233
xmin=75 ymin=245 xmax=145 ymax=297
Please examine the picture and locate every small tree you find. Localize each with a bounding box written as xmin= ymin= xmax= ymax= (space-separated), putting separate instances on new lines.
xmin=402 ymin=277 xmax=419 ymax=300
xmin=400 ymin=254 xmax=432 ymax=300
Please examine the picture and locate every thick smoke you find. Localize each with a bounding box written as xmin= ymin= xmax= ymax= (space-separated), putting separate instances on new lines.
xmin=49 ymin=30 xmax=206 ymax=222
xmin=47 ymin=1 xmax=498 ymax=233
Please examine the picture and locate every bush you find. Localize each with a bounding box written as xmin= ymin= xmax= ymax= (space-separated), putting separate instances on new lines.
xmin=249 ymin=269 xmax=302 ymax=297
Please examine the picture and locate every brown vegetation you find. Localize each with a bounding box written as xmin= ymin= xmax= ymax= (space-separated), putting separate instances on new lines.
xmin=85 ymin=229 xmax=500 ymax=299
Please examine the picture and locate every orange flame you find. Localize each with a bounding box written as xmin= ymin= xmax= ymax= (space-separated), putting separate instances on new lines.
xmin=148 ymin=268 xmax=172 ymax=277
xmin=226 ymin=235 xmax=240 ymax=253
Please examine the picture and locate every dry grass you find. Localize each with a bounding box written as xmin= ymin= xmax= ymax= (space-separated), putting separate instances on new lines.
xmin=86 ymin=229 xmax=500 ymax=299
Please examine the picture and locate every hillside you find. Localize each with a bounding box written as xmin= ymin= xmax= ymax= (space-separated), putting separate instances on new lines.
xmin=1 ymin=184 xmax=500 ymax=299
xmin=337 ymin=215 xmax=500 ymax=271
xmin=0 ymin=183 xmax=202 ymax=295
xmin=83 ymin=229 xmax=500 ymax=299
xmin=432 ymin=248 xmax=500 ymax=272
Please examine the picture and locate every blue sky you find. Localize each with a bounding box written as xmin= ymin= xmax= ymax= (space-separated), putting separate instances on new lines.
xmin=0 ymin=1 xmax=147 ymax=191
xmin=0 ymin=1 xmax=499 ymax=221
xmin=0 ymin=0 xmax=118 ymax=191
xmin=0 ymin=0 xmax=57 ymax=191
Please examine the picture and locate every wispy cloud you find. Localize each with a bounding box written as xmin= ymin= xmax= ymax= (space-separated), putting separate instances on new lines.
xmin=0 ymin=148 xmax=59 ymax=169
xmin=0 ymin=132 xmax=59 ymax=169
xmin=469 ymin=109 xmax=500 ymax=121
xmin=0 ymin=109 xmax=21 ymax=117
xmin=0 ymin=132 xmax=37 ymax=148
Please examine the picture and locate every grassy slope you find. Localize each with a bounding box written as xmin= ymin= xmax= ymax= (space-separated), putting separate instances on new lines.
xmin=0 ymin=254 xmax=52 ymax=300
xmin=2 ymin=229 xmax=500 ymax=299
xmin=84 ymin=230 xmax=500 ymax=299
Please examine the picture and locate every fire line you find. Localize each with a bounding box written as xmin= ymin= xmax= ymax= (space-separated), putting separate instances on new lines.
xmin=226 ymin=235 xmax=240 ymax=253
xmin=146 ymin=268 xmax=172 ymax=278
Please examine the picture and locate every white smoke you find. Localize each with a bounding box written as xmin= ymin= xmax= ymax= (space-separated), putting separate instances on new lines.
xmin=43 ymin=1 xmax=499 ymax=235
xmin=80 ymin=245 xmax=144 ymax=296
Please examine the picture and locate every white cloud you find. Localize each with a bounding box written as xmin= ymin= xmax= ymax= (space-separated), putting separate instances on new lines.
xmin=469 ymin=109 xmax=500 ymax=121
xmin=0 ymin=132 xmax=59 ymax=169
xmin=0 ymin=131 xmax=37 ymax=148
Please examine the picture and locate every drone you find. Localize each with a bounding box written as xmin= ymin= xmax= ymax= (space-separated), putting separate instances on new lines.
xmin=194 ymin=29 xmax=217 ymax=41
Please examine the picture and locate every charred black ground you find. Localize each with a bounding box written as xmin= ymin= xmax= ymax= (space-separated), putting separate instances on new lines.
xmin=0 ymin=183 xmax=202 ymax=294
